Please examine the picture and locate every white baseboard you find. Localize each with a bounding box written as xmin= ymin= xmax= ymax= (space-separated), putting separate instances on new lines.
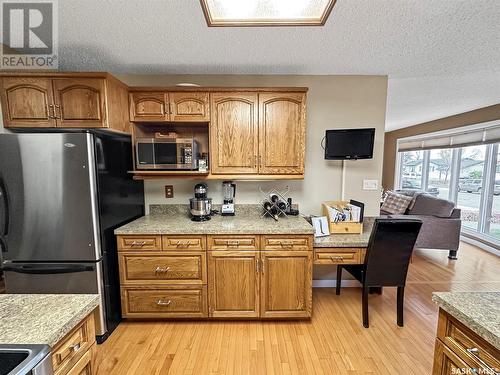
xmin=313 ymin=279 xmax=361 ymax=288
xmin=460 ymin=235 xmax=500 ymax=257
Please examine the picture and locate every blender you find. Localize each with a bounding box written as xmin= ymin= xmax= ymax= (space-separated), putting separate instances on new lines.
xmin=221 ymin=181 xmax=236 ymax=216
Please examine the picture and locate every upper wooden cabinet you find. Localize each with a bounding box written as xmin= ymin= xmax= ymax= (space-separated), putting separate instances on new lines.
xmin=0 ymin=77 xmax=56 ymax=127
xmin=170 ymin=92 xmax=209 ymax=122
xmin=259 ymin=93 xmax=306 ymax=175
xmin=209 ymin=90 xmax=307 ymax=177
xmin=0 ymin=73 xmax=130 ymax=133
xmin=210 ymin=92 xmax=259 ymax=174
xmin=129 ymin=92 xmax=168 ymax=122
xmin=129 ymin=91 xmax=209 ymax=122
xmin=52 ymin=78 xmax=105 ymax=128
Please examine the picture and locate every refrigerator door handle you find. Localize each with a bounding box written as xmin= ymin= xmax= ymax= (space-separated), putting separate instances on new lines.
xmin=0 ymin=175 xmax=9 ymax=236
xmin=2 ymin=264 xmax=95 ymax=274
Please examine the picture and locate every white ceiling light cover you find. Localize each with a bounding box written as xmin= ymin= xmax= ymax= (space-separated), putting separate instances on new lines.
xmin=201 ymin=0 xmax=336 ymax=26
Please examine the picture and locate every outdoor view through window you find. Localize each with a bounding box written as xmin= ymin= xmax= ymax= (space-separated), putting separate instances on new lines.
xmin=398 ymin=143 xmax=500 ymax=242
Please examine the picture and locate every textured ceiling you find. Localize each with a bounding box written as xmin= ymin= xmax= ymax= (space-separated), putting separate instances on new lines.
xmin=58 ymin=0 xmax=500 ymax=131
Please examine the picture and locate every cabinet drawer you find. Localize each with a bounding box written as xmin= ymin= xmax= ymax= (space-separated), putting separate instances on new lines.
xmin=119 ymin=253 xmax=206 ymax=285
xmin=207 ymin=235 xmax=259 ymax=251
xmin=162 ymin=235 xmax=206 ymax=251
xmin=117 ymin=235 xmax=162 ymax=251
xmin=66 ymin=344 xmax=95 ymax=375
xmin=437 ymin=309 xmax=500 ymax=372
xmin=314 ymin=248 xmax=362 ymax=265
xmin=122 ymin=286 xmax=208 ymax=318
xmin=52 ymin=313 xmax=95 ymax=375
xmin=261 ymin=235 xmax=312 ymax=251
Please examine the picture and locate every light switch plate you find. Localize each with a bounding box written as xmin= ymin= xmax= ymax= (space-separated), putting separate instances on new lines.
xmin=363 ymin=179 xmax=379 ymax=190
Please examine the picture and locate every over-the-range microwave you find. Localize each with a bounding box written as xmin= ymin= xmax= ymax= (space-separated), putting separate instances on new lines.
xmin=135 ymin=138 xmax=199 ymax=170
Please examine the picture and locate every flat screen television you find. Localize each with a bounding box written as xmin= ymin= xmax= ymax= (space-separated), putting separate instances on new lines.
xmin=324 ymin=128 xmax=375 ymax=160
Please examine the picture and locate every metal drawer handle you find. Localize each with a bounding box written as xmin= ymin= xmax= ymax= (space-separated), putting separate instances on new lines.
xmin=466 ymin=348 xmax=499 ymax=374
xmin=70 ymin=343 xmax=81 ymax=352
xmin=131 ymin=241 xmax=146 ymax=247
xmin=176 ymin=241 xmax=193 ymax=248
xmin=331 ymin=256 xmax=344 ymax=262
xmin=155 ymin=266 xmax=170 ymax=274
xmin=227 ymin=240 xmax=240 ymax=247
xmin=157 ymin=299 xmax=172 ymax=306
xmin=280 ymin=241 xmax=293 ymax=248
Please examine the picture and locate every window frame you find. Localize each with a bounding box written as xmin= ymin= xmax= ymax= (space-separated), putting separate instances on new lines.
xmin=396 ymin=144 xmax=500 ymax=247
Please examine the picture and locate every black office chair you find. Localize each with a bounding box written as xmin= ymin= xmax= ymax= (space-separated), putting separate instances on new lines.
xmin=336 ymin=218 xmax=422 ymax=328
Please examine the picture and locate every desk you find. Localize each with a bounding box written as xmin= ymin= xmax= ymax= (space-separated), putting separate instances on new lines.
xmin=313 ymin=217 xmax=375 ymax=265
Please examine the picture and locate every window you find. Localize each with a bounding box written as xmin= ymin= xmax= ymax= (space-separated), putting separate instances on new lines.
xmin=428 ymin=149 xmax=452 ymax=200
xmin=396 ymin=142 xmax=500 ymax=246
xmin=485 ymin=144 xmax=500 ymax=239
xmin=456 ymin=145 xmax=486 ymax=231
xmin=400 ymin=150 xmax=424 ymax=190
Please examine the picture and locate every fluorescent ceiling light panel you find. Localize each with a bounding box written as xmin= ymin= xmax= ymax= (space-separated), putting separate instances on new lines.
xmin=200 ymin=0 xmax=337 ymax=26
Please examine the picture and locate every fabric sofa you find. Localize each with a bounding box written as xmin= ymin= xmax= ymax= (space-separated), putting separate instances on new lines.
xmin=380 ymin=191 xmax=462 ymax=259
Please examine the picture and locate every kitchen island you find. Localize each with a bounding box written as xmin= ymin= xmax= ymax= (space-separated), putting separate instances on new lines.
xmin=432 ymin=292 xmax=499 ymax=374
xmin=0 ymin=294 xmax=99 ymax=374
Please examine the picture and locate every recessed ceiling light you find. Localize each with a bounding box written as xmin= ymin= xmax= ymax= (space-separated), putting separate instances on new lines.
xmin=200 ymin=0 xmax=337 ymax=27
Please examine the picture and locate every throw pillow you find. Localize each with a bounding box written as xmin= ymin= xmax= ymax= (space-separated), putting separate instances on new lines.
xmin=381 ymin=191 xmax=413 ymax=214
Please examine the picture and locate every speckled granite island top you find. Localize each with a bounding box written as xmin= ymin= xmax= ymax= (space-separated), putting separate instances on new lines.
xmin=115 ymin=204 xmax=314 ymax=235
xmin=0 ymin=294 xmax=99 ymax=347
xmin=432 ymin=292 xmax=500 ymax=350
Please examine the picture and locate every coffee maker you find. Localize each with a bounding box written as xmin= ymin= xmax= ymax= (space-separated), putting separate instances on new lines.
xmin=189 ymin=183 xmax=212 ymax=221
xmin=221 ymin=181 xmax=236 ymax=216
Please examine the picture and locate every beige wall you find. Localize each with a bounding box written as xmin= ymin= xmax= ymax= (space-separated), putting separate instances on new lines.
xmin=116 ymin=74 xmax=388 ymax=219
xmin=382 ymin=103 xmax=500 ymax=189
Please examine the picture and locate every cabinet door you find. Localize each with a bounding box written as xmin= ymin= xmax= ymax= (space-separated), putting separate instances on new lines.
xmin=210 ymin=93 xmax=259 ymax=174
xmin=0 ymin=77 xmax=55 ymax=127
xmin=129 ymin=92 xmax=168 ymax=122
xmin=52 ymin=78 xmax=106 ymax=128
xmin=432 ymin=339 xmax=475 ymax=375
xmin=258 ymin=93 xmax=306 ymax=175
xmin=169 ymin=92 xmax=209 ymax=122
xmin=260 ymin=251 xmax=312 ymax=318
xmin=208 ymin=251 xmax=260 ymax=318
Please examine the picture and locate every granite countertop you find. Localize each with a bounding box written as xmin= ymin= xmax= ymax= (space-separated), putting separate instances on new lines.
xmin=432 ymin=292 xmax=500 ymax=350
xmin=0 ymin=294 xmax=100 ymax=347
xmin=115 ymin=204 xmax=314 ymax=235
xmin=313 ymin=217 xmax=375 ymax=248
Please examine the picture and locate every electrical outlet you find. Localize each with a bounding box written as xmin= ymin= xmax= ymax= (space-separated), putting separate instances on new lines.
xmin=165 ymin=185 xmax=174 ymax=198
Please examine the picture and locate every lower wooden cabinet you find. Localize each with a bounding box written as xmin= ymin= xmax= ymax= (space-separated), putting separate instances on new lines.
xmin=260 ymin=251 xmax=312 ymax=318
xmin=51 ymin=313 xmax=96 ymax=375
xmin=117 ymin=234 xmax=313 ymax=320
xmin=433 ymin=339 xmax=472 ymax=375
xmin=432 ymin=309 xmax=500 ymax=374
xmin=208 ymin=251 xmax=260 ymax=318
xmin=313 ymin=247 xmax=366 ymax=265
xmin=65 ymin=345 xmax=96 ymax=375
xmin=121 ymin=286 xmax=208 ymax=318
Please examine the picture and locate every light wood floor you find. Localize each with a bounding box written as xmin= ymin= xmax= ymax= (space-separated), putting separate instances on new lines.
xmin=95 ymin=243 xmax=500 ymax=375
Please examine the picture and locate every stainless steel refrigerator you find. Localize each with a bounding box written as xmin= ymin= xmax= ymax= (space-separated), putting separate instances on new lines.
xmin=0 ymin=131 xmax=144 ymax=343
